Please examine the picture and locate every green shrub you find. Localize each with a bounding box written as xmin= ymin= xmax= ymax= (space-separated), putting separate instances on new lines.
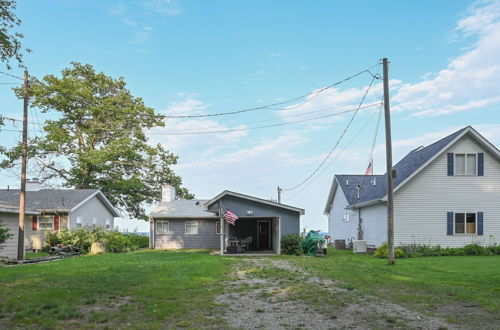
xmin=463 ymin=243 xmax=487 ymax=256
xmin=45 ymin=226 xmax=140 ymax=254
xmin=374 ymin=242 xmax=405 ymax=258
xmin=0 ymin=219 xmax=13 ymax=250
xmin=281 ymin=234 xmax=303 ymax=255
xmin=125 ymin=233 xmax=149 ymax=248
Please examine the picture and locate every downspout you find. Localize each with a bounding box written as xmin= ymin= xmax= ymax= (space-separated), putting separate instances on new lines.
xmin=357 ymin=208 xmax=363 ymax=240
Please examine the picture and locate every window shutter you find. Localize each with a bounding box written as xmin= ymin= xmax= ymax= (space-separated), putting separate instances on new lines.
xmin=32 ymin=215 xmax=38 ymax=231
xmin=478 ymin=153 xmax=484 ymax=176
xmin=447 ymin=153 xmax=454 ymax=176
xmin=447 ymin=212 xmax=453 ymax=235
xmin=477 ymin=212 xmax=483 ymax=235
xmin=54 ymin=215 xmax=60 ymax=231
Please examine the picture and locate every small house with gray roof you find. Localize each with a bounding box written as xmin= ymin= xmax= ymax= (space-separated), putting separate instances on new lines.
xmin=0 ymin=179 xmax=119 ymax=252
xmin=150 ymin=186 xmax=304 ymax=254
xmin=324 ymin=126 xmax=500 ymax=248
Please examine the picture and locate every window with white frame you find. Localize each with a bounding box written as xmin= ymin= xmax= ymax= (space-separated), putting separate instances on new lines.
xmin=216 ymin=221 xmax=221 ymax=234
xmin=455 ymin=154 xmax=477 ymax=175
xmin=76 ymin=216 xmax=83 ymax=228
xmin=185 ymin=220 xmax=198 ymax=235
xmin=39 ymin=215 xmax=54 ymax=230
xmin=455 ymin=212 xmax=476 ymax=234
xmin=156 ymin=221 xmax=169 ymax=234
xmin=343 ymin=213 xmax=350 ymax=222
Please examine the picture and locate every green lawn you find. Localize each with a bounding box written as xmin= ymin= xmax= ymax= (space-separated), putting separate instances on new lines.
xmin=0 ymin=250 xmax=231 ymax=329
xmin=284 ymin=249 xmax=500 ymax=324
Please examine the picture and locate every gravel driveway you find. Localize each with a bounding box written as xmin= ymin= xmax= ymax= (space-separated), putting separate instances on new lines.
xmin=215 ymin=258 xmax=456 ymax=330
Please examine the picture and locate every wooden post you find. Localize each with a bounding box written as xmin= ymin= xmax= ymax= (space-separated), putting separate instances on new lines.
xmin=17 ymin=70 xmax=29 ymax=260
xmin=382 ymin=58 xmax=395 ymax=265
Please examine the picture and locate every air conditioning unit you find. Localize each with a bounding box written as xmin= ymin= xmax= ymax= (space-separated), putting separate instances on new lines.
xmin=353 ymin=240 xmax=367 ymax=253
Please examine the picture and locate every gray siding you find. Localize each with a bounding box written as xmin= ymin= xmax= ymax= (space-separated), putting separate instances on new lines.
xmin=69 ymin=195 xmax=115 ymax=230
xmin=0 ymin=213 xmax=18 ymax=259
xmin=207 ymin=195 xmax=301 ymax=237
xmin=154 ymin=218 xmax=220 ymax=249
xmin=327 ymin=185 xmax=358 ymax=243
xmin=394 ymin=135 xmax=500 ymax=247
xmin=24 ymin=213 xmax=69 ymax=250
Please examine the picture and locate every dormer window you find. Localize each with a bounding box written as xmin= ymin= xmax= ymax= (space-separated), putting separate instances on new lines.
xmin=455 ymin=153 xmax=476 ymax=175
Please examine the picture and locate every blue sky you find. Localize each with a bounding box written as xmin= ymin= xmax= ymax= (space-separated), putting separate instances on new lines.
xmin=1 ymin=0 xmax=500 ymax=232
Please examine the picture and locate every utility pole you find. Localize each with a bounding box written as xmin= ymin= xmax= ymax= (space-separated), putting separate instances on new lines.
xmin=382 ymin=58 xmax=395 ymax=265
xmin=17 ymin=70 xmax=29 ymax=260
xmin=277 ymin=186 xmax=282 ymax=203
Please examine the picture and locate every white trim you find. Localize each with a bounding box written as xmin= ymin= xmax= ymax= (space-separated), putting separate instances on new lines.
xmin=454 ymin=211 xmax=478 ymax=235
xmin=204 ymin=190 xmax=305 ymax=215
xmin=392 ymin=127 xmax=500 ymax=196
xmin=38 ymin=215 xmax=55 ymax=230
xmin=70 ymin=190 xmax=120 ymax=217
xmin=185 ymin=220 xmax=198 ymax=235
xmin=323 ymin=177 xmax=339 ymax=214
xmin=156 ymin=220 xmax=170 ymax=234
xmin=216 ymin=221 xmax=221 ymax=235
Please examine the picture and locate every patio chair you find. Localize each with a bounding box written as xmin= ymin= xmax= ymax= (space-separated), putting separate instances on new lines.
xmin=240 ymin=236 xmax=253 ymax=251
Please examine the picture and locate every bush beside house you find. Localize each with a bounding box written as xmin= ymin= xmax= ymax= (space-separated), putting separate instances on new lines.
xmin=46 ymin=227 xmax=148 ymax=254
xmin=0 ymin=219 xmax=12 ymax=252
xmin=281 ymin=234 xmax=303 ymax=255
xmin=375 ymin=242 xmax=500 ymax=258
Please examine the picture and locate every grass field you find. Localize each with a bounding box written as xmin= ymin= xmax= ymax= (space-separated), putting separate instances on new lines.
xmin=0 ymin=250 xmax=231 ymax=329
xmin=1 ymin=249 xmax=499 ymax=329
xmin=284 ymin=249 xmax=500 ymax=325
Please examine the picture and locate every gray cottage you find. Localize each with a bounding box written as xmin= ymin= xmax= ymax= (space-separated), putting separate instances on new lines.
xmin=150 ymin=186 xmax=304 ymax=255
xmin=0 ymin=179 xmax=120 ymax=252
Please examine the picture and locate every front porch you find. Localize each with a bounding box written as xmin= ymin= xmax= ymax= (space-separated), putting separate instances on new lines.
xmin=220 ymin=217 xmax=280 ymax=255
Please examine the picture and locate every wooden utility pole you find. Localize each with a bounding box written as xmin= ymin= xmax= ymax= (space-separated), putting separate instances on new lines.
xmin=382 ymin=58 xmax=395 ymax=265
xmin=277 ymin=186 xmax=282 ymax=203
xmin=17 ymin=70 xmax=29 ymax=260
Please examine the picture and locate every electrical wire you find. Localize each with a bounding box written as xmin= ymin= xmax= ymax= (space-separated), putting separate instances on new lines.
xmin=281 ymin=74 xmax=378 ymax=192
xmin=145 ymin=102 xmax=380 ymax=136
xmin=161 ymin=64 xmax=380 ymax=119
xmin=0 ymin=70 xmax=23 ymax=80
xmin=283 ymin=99 xmax=383 ymax=202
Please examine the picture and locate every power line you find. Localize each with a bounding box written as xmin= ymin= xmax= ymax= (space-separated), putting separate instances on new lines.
xmin=0 ymin=70 xmax=24 ymax=80
xmin=284 ymin=99 xmax=383 ymax=202
xmin=145 ymin=102 xmax=380 ymax=136
xmin=162 ymin=64 xmax=380 ymax=119
xmin=281 ymin=73 xmax=378 ymax=192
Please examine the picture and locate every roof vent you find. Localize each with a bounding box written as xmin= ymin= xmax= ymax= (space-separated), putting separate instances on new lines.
xmin=415 ymin=145 xmax=425 ymax=152
xmin=345 ymin=179 xmax=349 ymax=186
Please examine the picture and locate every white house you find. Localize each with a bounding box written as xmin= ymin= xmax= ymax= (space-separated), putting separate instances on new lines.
xmin=324 ymin=126 xmax=500 ymax=248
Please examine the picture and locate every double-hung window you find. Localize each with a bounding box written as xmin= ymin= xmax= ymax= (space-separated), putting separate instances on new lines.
xmin=343 ymin=213 xmax=350 ymax=222
xmin=156 ymin=221 xmax=169 ymax=234
xmin=185 ymin=220 xmax=198 ymax=235
xmin=455 ymin=154 xmax=477 ymax=175
xmin=216 ymin=221 xmax=221 ymax=234
xmin=455 ymin=213 xmax=476 ymax=234
xmin=39 ymin=216 xmax=54 ymax=230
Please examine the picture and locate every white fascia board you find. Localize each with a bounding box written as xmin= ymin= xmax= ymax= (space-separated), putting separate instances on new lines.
xmin=323 ymin=177 xmax=339 ymax=215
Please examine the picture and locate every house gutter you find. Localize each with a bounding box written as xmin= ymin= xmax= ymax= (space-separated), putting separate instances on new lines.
xmin=346 ymin=199 xmax=385 ymax=210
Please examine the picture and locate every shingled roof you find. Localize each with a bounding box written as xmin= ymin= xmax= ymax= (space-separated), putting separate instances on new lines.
xmin=324 ymin=126 xmax=477 ymax=213
xmin=0 ymin=189 xmax=119 ymax=216
xmin=150 ymin=199 xmax=215 ymax=218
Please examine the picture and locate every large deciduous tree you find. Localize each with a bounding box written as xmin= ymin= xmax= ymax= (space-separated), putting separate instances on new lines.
xmin=1 ymin=0 xmax=30 ymax=69
xmin=1 ymin=62 xmax=194 ymax=220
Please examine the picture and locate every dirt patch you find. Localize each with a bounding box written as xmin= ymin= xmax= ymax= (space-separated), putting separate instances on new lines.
xmin=215 ymin=258 xmax=457 ymax=330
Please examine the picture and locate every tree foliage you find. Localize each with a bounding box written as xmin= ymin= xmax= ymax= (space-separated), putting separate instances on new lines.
xmin=1 ymin=62 xmax=194 ymax=220
xmin=0 ymin=0 xmax=30 ymax=69
xmin=0 ymin=218 xmax=13 ymax=250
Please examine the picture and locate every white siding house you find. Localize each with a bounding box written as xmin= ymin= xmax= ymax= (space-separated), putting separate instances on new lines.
xmin=324 ymin=126 xmax=500 ymax=248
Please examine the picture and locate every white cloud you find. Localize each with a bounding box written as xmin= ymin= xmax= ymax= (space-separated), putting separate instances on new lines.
xmin=392 ymin=0 xmax=500 ymax=117
xmin=141 ymin=0 xmax=182 ymax=16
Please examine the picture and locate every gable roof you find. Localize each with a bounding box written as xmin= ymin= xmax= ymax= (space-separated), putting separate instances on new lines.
xmin=324 ymin=126 xmax=500 ymax=212
xmin=204 ymin=190 xmax=305 ymax=215
xmin=0 ymin=189 xmax=120 ymax=217
xmin=150 ymin=199 xmax=215 ymax=218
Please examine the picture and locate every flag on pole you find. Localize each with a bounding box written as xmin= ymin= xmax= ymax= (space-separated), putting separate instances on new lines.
xmin=365 ymin=159 xmax=373 ymax=175
xmin=221 ymin=202 xmax=239 ymax=225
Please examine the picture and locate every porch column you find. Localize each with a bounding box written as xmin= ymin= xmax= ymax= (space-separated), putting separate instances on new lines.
xmin=219 ymin=215 xmax=224 ymax=255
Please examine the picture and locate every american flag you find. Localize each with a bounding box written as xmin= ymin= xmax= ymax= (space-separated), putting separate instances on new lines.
xmin=224 ymin=210 xmax=239 ymax=225
xmin=365 ymin=159 xmax=373 ymax=176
